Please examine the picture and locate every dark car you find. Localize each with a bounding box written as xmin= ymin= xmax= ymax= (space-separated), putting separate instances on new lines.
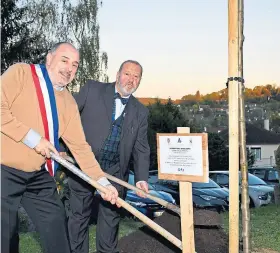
xmin=151 ymin=178 xmax=229 ymax=212
xmin=92 ymin=173 xmax=176 ymax=219
xmin=248 ymin=167 xmax=279 ymax=186
xmin=192 ymin=180 xmax=229 ymax=211
xmin=125 ymin=174 xmax=176 ymax=218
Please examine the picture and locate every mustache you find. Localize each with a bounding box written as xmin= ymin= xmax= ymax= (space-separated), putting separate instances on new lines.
xmin=59 ymin=71 xmax=71 ymax=79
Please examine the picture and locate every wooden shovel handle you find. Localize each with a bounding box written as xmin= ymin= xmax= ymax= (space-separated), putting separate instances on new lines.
xmin=62 ymin=155 xmax=181 ymax=216
xmin=104 ymin=173 xmax=181 ymax=216
xmin=51 ymin=152 xmax=182 ymax=250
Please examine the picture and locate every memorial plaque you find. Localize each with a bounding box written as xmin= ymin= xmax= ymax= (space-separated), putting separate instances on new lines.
xmin=157 ymin=133 xmax=209 ymax=182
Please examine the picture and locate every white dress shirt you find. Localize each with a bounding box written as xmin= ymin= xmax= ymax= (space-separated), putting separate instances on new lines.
xmin=114 ymin=88 xmax=130 ymax=120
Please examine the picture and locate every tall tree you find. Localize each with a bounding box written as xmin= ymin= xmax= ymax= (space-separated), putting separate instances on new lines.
xmin=208 ymin=133 xmax=229 ymax=171
xmin=1 ymin=0 xmax=108 ymax=90
xmin=52 ymin=0 xmax=108 ymax=90
xmin=1 ymin=0 xmax=48 ymax=73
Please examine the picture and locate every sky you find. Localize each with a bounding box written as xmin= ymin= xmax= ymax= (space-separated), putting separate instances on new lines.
xmin=98 ymin=0 xmax=280 ymax=99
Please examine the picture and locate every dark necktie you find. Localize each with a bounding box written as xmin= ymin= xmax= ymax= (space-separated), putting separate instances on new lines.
xmin=114 ymin=92 xmax=129 ymax=105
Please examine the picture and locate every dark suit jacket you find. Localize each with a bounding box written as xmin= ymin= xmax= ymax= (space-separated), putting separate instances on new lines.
xmin=74 ymin=80 xmax=150 ymax=183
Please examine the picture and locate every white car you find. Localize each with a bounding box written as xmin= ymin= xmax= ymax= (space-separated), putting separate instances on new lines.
xmin=209 ymin=171 xmax=274 ymax=208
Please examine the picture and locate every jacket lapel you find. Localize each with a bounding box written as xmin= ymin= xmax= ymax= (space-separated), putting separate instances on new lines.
xmin=102 ymin=83 xmax=115 ymax=124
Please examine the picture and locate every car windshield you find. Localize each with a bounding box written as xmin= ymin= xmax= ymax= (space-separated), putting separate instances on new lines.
xmin=247 ymin=174 xmax=267 ymax=185
xmin=269 ymin=170 xmax=279 ymax=180
xmin=192 ymin=179 xmax=220 ymax=189
xmin=210 ymin=172 xmax=268 ymax=186
xmin=248 ymin=169 xmax=266 ymax=180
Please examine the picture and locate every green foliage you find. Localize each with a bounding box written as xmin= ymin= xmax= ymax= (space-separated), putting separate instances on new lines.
xmin=1 ymin=0 xmax=108 ymax=89
xmin=147 ymin=99 xmax=199 ymax=170
xmin=207 ymin=133 xmax=255 ymax=171
xmin=54 ymin=0 xmax=108 ymax=90
xmin=1 ymin=0 xmax=48 ymax=73
xmin=222 ymin=205 xmax=280 ymax=252
xmin=208 ymin=133 xmax=229 ymax=171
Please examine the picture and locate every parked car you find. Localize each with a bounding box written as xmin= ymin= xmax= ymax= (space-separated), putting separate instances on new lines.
xmin=209 ymin=171 xmax=274 ymax=208
xmin=125 ymin=173 xmax=176 ymax=218
xmin=192 ymin=180 xmax=229 ymax=211
xmin=248 ymin=167 xmax=279 ymax=186
xmin=150 ymin=178 xmax=229 ymax=212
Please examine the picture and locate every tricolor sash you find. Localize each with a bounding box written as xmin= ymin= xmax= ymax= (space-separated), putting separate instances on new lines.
xmin=30 ymin=64 xmax=59 ymax=176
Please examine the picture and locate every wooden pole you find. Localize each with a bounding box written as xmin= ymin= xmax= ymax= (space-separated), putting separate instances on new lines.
xmin=177 ymin=127 xmax=195 ymax=253
xmin=238 ymin=0 xmax=251 ymax=252
xmin=228 ymin=1 xmax=240 ymax=252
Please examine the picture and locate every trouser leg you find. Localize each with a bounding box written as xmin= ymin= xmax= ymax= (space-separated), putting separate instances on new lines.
xmin=96 ymin=199 xmax=122 ymax=253
xmin=67 ymin=173 xmax=95 ymax=253
xmin=96 ymin=181 xmax=126 ymax=253
xmin=1 ymin=165 xmax=26 ymax=253
xmin=21 ymin=169 xmax=70 ymax=253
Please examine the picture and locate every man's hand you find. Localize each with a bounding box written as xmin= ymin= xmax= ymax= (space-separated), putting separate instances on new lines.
xmin=34 ymin=137 xmax=59 ymax=158
xmin=135 ymin=181 xmax=149 ymax=198
xmin=101 ymin=185 xmax=121 ymax=207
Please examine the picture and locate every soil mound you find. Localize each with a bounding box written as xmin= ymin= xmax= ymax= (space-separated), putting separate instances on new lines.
xmin=118 ymin=209 xmax=229 ymax=253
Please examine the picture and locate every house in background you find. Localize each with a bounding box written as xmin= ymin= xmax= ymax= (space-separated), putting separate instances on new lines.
xmin=220 ymin=122 xmax=280 ymax=167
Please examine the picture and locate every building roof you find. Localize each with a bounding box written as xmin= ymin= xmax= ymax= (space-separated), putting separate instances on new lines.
xmin=220 ymin=123 xmax=280 ymax=145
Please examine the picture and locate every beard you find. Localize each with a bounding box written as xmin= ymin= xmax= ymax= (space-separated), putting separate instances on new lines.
xmin=59 ymin=70 xmax=71 ymax=80
xmin=57 ymin=70 xmax=72 ymax=86
xmin=117 ymin=81 xmax=138 ymax=96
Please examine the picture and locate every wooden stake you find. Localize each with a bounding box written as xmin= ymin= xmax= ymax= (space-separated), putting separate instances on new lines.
xmin=237 ymin=0 xmax=251 ymax=252
xmin=177 ymin=127 xmax=195 ymax=253
xmin=228 ymin=1 xmax=240 ymax=252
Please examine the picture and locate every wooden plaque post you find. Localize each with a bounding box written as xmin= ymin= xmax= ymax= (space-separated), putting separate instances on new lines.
xmin=157 ymin=127 xmax=209 ymax=253
xmin=178 ymin=127 xmax=195 ymax=253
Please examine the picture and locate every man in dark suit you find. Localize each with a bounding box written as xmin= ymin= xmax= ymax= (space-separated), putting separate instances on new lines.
xmin=67 ymin=60 xmax=150 ymax=253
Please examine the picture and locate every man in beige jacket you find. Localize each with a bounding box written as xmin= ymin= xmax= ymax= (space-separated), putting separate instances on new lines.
xmin=1 ymin=42 xmax=118 ymax=253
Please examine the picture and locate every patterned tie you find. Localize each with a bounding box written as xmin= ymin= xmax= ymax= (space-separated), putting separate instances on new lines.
xmin=114 ymin=92 xmax=129 ymax=105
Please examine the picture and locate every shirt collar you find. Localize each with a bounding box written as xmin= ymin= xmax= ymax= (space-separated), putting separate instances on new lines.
xmin=53 ymin=85 xmax=64 ymax=91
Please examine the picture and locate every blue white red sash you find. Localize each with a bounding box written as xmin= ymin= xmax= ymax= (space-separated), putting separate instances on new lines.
xmin=30 ymin=64 xmax=59 ymax=176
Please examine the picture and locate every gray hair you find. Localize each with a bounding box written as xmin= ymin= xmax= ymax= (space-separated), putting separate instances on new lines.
xmin=48 ymin=42 xmax=77 ymax=54
xmin=119 ymin=60 xmax=143 ymax=77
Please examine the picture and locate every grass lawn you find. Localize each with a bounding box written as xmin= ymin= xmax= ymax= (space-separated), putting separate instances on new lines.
xmin=222 ymin=204 xmax=280 ymax=252
xmin=19 ymin=218 xmax=143 ymax=253
xmin=19 ymin=205 xmax=279 ymax=253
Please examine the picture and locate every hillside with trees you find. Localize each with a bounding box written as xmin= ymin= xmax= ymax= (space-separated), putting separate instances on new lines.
xmin=181 ymin=84 xmax=280 ymax=103
xmin=138 ymin=84 xmax=280 ymax=135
